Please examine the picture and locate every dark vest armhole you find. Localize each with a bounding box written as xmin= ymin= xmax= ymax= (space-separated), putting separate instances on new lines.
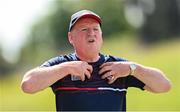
xmin=125 ymin=75 xmax=145 ymax=90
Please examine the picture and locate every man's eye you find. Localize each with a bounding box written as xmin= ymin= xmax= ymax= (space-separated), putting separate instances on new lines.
xmin=81 ymin=28 xmax=87 ymax=31
xmin=94 ymin=28 xmax=98 ymax=31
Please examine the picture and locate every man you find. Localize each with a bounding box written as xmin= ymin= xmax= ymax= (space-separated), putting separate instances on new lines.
xmin=21 ymin=10 xmax=171 ymax=111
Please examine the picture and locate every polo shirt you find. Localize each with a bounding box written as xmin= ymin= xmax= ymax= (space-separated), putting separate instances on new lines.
xmin=41 ymin=53 xmax=145 ymax=111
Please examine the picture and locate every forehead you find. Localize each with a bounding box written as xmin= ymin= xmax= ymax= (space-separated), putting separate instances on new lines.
xmin=73 ymin=17 xmax=100 ymax=27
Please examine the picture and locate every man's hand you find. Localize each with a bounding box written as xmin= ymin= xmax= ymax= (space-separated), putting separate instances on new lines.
xmin=62 ymin=61 xmax=93 ymax=81
xmin=99 ymin=62 xmax=131 ymax=84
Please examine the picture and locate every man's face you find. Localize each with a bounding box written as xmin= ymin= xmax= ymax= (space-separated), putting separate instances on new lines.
xmin=68 ymin=17 xmax=103 ymax=56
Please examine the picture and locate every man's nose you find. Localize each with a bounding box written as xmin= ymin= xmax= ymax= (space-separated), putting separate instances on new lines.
xmin=88 ymin=29 xmax=95 ymax=36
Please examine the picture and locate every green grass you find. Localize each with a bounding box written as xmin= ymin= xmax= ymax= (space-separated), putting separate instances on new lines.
xmin=0 ymin=75 xmax=55 ymax=111
xmin=1 ymin=34 xmax=180 ymax=111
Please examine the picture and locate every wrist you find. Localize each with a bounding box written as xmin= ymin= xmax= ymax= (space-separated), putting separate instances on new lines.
xmin=129 ymin=63 xmax=137 ymax=76
xmin=57 ymin=63 xmax=71 ymax=77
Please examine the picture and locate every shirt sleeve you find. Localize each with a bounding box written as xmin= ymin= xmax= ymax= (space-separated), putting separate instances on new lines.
xmin=125 ymin=75 xmax=145 ymax=90
xmin=40 ymin=56 xmax=66 ymax=67
xmin=40 ymin=61 xmax=51 ymax=67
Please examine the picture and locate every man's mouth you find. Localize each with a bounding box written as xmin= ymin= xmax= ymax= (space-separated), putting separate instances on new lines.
xmin=88 ymin=38 xmax=95 ymax=43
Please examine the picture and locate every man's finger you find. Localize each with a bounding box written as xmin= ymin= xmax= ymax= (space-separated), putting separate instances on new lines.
xmin=99 ymin=65 xmax=112 ymax=75
xmin=101 ymin=71 xmax=114 ymax=79
xmin=100 ymin=62 xmax=113 ymax=68
xmin=87 ymin=64 xmax=93 ymax=74
xmin=84 ymin=69 xmax=91 ymax=79
xmin=80 ymin=73 xmax=85 ymax=81
xmin=108 ymin=76 xmax=117 ymax=84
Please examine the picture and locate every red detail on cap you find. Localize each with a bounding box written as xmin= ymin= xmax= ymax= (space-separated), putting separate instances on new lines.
xmin=78 ymin=14 xmax=101 ymax=24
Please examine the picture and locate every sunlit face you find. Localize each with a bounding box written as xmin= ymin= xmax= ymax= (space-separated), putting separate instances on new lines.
xmin=68 ymin=17 xmax=103 ymax=57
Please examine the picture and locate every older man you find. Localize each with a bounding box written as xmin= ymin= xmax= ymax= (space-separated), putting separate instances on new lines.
xmin=21 ymin=10 xmax=171 ymax=111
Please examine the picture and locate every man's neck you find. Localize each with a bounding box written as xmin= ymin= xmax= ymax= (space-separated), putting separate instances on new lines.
xmin=75 ymin=52 xmax=100 ymax=62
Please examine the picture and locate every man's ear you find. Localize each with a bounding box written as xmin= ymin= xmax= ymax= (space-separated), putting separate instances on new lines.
xmin=68 ymin=32 xmax=73 ymax=45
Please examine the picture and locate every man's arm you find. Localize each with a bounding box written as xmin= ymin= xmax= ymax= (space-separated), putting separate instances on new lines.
xmin=99 ymin=62 xmax=171 ymax=93
xmin=133 ymin=63 xmax=171 ymax=93
xmin=21 ymin=61 xmax=92 ymax=94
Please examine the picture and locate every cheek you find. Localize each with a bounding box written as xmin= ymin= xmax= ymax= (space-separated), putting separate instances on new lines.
xmin=74 ymin=38 xmax=86 ymax=47
xmin=97 ymin=35 xmax=103 ymax=44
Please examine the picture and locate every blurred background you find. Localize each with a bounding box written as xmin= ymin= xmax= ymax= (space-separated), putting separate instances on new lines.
xmin=0 ymin=0 xmax=180 ymax=111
